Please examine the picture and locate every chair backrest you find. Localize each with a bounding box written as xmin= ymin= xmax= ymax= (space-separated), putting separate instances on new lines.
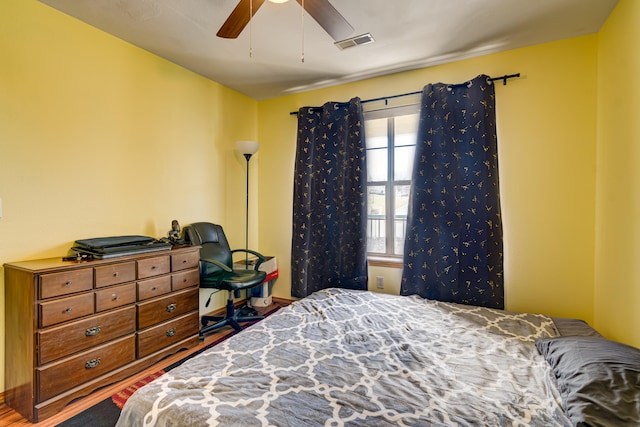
xmin=184 ymin=222 xmax=233 ymax=277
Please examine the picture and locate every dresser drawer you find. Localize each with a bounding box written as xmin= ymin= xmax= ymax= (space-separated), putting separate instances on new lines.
xmin=137 ymin=276 xmax=172 ymax=301
xmin=38 ymin=306 xmax=136 ymax=365
xmin=171 ymin=250 xmax=200 ymax=272
xmin=95 ymin=282 xmax=136 ymax=312
xmin=94 ymin=262 xmax=136 ymax=288
xmin=171 ymin=269 xmax=199 ymax=291
xmin=137 ymin=311 xmax=199 ymax=358
xmin=39 ymin=293 xmax=94 ymax=328
xmin=39 ymin=268 xmax=93 ymax=299
xmin=37 ymin=335 xmax=136 ymax=402
xmin=137 ymin=288 xmax=199 ymax=330
xmin=137 ymin=255 xmax=170 ymax=279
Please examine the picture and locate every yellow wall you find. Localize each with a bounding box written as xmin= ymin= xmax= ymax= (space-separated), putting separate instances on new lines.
xmin=1 ymin=0 xmax=637 ymax=398
xmin=0 ymin=0 xmax=258 ymax=392
xmin=259 ymin=35 xmax=598 ymax=325
xmin=595 ymin=0 xmax=640 ymax=347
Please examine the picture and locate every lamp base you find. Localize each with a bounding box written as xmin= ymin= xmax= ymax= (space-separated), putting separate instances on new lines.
xmin=237 ymin=305 xmax=259 ymax=317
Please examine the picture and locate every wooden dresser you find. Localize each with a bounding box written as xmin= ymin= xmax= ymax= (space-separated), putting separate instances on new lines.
xmin=3 ymin=245 xmax=201 ymax=422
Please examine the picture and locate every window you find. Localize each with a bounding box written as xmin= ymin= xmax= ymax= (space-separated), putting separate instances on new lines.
xmin=365 ymin=105 xmax=419 ymax=258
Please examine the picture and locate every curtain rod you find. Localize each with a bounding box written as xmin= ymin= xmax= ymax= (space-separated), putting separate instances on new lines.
xmin=289 ymin=73 xmax=520 ymax=115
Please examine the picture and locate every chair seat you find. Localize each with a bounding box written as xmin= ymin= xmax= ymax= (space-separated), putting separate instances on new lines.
xmin=201 ymin=269 xmax=267 ymax=292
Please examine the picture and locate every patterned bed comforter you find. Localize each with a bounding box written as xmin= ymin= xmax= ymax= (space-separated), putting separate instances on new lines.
xmin=116 ymin=288 xmax=572 ymax=426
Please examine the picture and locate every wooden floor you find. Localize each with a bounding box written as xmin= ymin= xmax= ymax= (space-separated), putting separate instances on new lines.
xmin=0 ymin=301 xmax=288 ymax=426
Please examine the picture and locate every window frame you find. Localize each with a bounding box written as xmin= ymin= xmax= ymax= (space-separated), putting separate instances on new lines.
xmin=364 ymin=104 xmax=420 ymax=262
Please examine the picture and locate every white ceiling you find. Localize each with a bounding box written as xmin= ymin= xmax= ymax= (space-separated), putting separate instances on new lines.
xmin=38 ymin=0 xmax=618 ymax=100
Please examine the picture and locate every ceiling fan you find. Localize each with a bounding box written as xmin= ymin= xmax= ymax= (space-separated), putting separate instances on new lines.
xmin=217 ymin=0 xmax=354 ymax=41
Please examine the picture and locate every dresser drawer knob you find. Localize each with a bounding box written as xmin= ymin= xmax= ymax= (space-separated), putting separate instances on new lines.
xmin=166 ymin=303 xmax=177 ymax=312
xmin=64 ymin=308 xmax=73 ymax=314
xmin=65 ymin=281 xmax=73 ymax=287
xmin=111 ymin=294 xmax=120 ymax=301
xmin=113 ymin=272 xmax=119 ymax=278
xmin=85 ymin=326 xmax=102 ymax=336
xmin=85 ymin=358 xmax=101 ymax=369
xmin=182 ymin=259 xmax=187 ymax=264
xmin=166 ymin=328 xmax=177 ymax=337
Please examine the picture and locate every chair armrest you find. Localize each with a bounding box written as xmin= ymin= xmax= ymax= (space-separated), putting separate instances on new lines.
xmin=230 ymin=249 xmax=266 ymax=269
xmin=201 ymin=257 xmax=232 ymax=272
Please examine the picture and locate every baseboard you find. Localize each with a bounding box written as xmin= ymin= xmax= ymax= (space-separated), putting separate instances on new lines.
xmin=272 ymin=296 xmax=295 ymax=305
xmin=202 ymin=297 xmax=292 ymax=318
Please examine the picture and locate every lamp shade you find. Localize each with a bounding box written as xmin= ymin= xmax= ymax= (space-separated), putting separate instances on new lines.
xmin=236 ymin=140 xmax=260 ymax=155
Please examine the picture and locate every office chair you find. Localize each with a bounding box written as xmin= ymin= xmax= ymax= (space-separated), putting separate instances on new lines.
xmin=183 ymin=222 xmax=267 ymax=337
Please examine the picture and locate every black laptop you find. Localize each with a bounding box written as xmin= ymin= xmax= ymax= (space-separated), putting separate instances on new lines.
xmin=72 ymin=235 xmax=172 ymax=259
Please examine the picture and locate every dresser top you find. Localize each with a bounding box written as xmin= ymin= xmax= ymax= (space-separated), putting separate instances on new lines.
xmin=4 ymin=245 xmax=200 ymax=273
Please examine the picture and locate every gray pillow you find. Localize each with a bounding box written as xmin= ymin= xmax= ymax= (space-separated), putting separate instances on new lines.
xmin=536 ymin=336 xmax=640 ymax=426
xmin=552 ymin=317 xmax=602 ymax=338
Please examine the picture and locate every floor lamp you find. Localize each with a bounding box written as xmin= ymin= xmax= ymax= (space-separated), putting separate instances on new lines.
xmin=236 ymin=140 xmax=260 ymax=315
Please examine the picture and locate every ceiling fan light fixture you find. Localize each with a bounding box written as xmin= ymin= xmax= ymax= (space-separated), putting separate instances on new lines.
xmin=268 ymin=0 xmax=289 ymax=3
xmin=217 ymin=0 xmax=354 ymax=43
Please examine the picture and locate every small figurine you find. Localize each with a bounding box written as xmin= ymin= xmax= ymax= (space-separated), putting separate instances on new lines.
xmin=167 ymin=219 xmax=184 ymax=244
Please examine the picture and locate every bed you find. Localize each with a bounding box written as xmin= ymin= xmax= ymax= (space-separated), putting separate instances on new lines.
xmin=116 ymin=288 xmax=640 ymax=426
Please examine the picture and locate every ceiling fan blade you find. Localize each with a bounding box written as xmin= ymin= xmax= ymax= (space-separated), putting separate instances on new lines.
xmin=296 ymin=0 xmax=354 ymax=41
xmin=217 ymin=0 xmax=267 ymax=39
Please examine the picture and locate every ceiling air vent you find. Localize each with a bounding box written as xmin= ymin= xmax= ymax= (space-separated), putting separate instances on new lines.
xmin=334 ymin=33 xmax=375 ymax=50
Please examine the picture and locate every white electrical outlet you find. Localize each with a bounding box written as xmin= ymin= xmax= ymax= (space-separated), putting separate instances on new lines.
xmin=376 ymin=276 xmax=384 ymax=289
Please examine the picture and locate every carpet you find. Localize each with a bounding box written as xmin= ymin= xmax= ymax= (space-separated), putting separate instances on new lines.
xmin=56 ymin=307 xmax=281 ymax=427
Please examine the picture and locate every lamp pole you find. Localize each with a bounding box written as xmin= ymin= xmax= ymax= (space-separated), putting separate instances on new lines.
xmin=243 ymin=152 xmax=252 ymax=269
xmin=235 ymin=140 xmax=259 ymax=270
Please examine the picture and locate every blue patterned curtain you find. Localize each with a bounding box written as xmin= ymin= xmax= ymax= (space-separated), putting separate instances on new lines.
xmin=401 ymin=75 xmax=504 ymax=309
xmin=291 ymin=98 xmax=368 ymax=298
